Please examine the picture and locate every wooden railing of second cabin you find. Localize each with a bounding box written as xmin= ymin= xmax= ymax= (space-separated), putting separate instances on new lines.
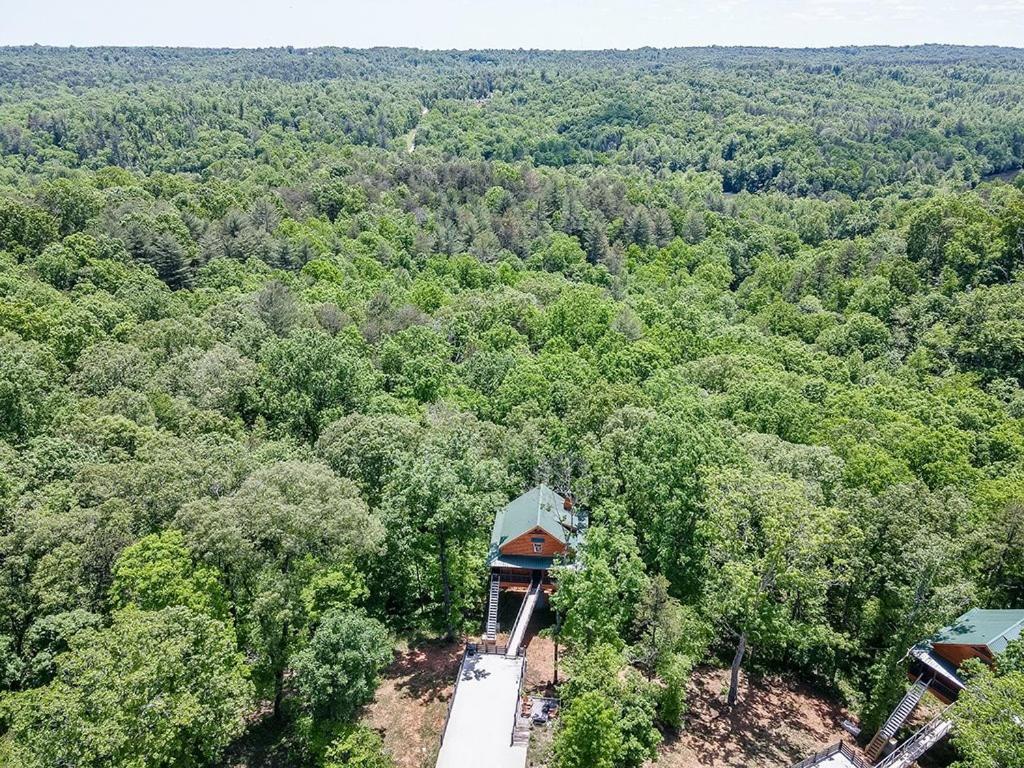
xmin=790 ymin=741 xmax=869 ymax=768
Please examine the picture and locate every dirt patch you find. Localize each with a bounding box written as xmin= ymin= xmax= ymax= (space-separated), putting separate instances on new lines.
xmin=522 ymin=605 xmax=558 ymax=695
xmin=362 ymin=639 xmax=463 ymax=768
xmin=653 ymin=666 xmax=861 ymax=768
xmin=527 ymin=716 xmax=556 ymax=767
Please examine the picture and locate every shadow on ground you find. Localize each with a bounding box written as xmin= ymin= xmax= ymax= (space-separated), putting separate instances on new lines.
xmin=654 ymin=666 xmax=860 ymax=768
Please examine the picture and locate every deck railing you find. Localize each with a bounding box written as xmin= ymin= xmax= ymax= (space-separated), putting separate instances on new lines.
xmin=497 ymin=572 xmax=553 ymax=586
xmin=438 ymin=648 xmax=469 ymax=747
xmin=789 ymin=740 xmax=869 ymax=768
xmin=500 ymin=573 xmax=534 ymax=584
xmin=510 ymin=654 xmax=529 ymax=746
xmin=440 ymin=644 xmax=527 ymax=754
xmin=505 ymin=580 xmax=539 ymax=654
xmin=476 ymin=641 xmax=525 ymax=656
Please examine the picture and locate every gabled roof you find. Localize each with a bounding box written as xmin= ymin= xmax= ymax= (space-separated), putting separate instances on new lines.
xmin=931 ymin=608 xmax=1024 ymax=654
xmin=487 ymin=484 xmax=584 ymax=559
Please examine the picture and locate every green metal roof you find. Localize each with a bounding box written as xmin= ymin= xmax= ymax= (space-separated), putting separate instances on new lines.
xmin=486 ymin=484 xmax=584 ymax=567
xmin=931 ymin=608 xmax=1024 ymax=654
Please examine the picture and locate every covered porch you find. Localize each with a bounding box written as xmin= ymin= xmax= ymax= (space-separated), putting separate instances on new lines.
xmin=490 ymin=556 xmax=557 ymax=594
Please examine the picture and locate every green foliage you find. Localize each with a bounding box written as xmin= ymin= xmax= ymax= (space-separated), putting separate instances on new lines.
xmin=558 ymin=642 xmax=661 ymax=767
xmin=316 ymin=412 xmax=421 ymax=506
xmin=0 ymin=198 xmax=58 ymax=259
xmin=951 ymin=641 xmax=1024 ymax=768
xmin=2 ymin=44 xmax=1024 ymax=768
xmin=907 ymin=196 xmax=1007 ymax=289
xmin=699 ymin=466 xmax=841 ymax=701
xmin=554 ymin=690 xmax=623 ymax=768
xmin=531 ymin=233 xmax=586 ymax=272
xmin=554 ymin=554 xmax=626 ymax=649
xmin=20 ymin=609 xmax=102 ymax=685
xmin=291 ymin=609 xmax=392 ymax=723
xmin=110 ymin=529 xmax=228 ymax=618
xmin=323 ymin=725 xmax=394 ymax=768
xmin=381 ymin=410 xmax=506 ymax=637
xmin=0 ymin=333 xmax=62 ymax=442
xmin=2 ymin=607 xmax=252 ymax=768
xmin=259 ymin=329 xmax=377 ymax=439
xmin=175 ymin=460 xmax=383 ymax=716
xmin=38 ymin=179 xmax=104 ymax=237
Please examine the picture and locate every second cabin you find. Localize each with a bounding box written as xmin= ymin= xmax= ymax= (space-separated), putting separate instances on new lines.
xmin=908 ymin=607 xmax=1024 ymax=702
xmin=486 ymin=484 xmax=585 ymax=593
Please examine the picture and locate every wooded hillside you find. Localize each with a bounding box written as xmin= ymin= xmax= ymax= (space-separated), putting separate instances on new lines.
xmin=0 ymin=46 xmax=1022 ymax=768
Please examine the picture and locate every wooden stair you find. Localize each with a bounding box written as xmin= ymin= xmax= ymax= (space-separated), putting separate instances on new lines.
xmin=875 ymin=711 xmax=952 ymax=768
xmin=865 ymin=678 xmax=929 ymax=762
xmin=511 ymin=715 xmax=531 ymax=746
xmin=485 ymin=573 xmax=500 ymax=640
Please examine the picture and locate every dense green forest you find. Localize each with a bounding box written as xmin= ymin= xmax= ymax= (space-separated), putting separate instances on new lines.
xmin=0 ymin=45 xmax=1023 ymax=768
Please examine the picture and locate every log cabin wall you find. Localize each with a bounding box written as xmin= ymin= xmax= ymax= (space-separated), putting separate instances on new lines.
xmin=499 ymin=526 xmax=566 ymax=557
xmin=932 ymin=643 xmax=994 ymax=667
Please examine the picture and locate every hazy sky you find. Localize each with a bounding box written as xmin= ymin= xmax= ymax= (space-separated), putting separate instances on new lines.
xmin=1 ymin=0 xmax=1023 ymax=49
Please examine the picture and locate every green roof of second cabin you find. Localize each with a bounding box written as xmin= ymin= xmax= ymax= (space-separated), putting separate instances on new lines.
xmin=931 ymin=608 xmax=1024 ymax=654
xmin=487 ymin=484 xmax=584 ymax=564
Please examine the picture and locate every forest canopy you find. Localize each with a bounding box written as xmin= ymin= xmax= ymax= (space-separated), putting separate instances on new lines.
xmin=0 ymin=45 xmax=1023 ymax=768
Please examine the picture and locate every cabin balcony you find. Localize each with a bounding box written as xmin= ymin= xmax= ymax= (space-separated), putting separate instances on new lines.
xmin=491 ymin=566 xmax=556 ymax=593
xmin=906 ymin=648 xmax=965 ymax=704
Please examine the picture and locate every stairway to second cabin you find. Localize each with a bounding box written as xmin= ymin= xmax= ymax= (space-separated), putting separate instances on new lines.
xmin=865 ymin=678 xmax=929 ymax=761
xmin=875 ymin=712 xmax=952 ymax=768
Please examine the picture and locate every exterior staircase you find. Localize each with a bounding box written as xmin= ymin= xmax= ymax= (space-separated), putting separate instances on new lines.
xmin=865 ymin=678 xmax=929 ymax=762
xmin=875 ymin=711 xmax=952 ymax=768
xmin=512 ymin=715 xmax=531 ymax=746
xmin=485 ymin=573 xmax=500 ymax=640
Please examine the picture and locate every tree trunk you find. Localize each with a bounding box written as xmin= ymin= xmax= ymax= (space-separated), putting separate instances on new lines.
xmin=991 ymin=508 xmax=1020 ymax=594
xmin=438 ymin=532 xmax=454 ymax=640
xmin=728 ymin=632 xmax=747 ymax=707
xmin=647 ymin=619 xmax=658 ymax=681
xmin=272 ymin=666 xmax=285 ymax=720
xmin=271 ymin=614 xmax=291 ymax=720
xmin=553 ymin=609 xmax=562 ymax=685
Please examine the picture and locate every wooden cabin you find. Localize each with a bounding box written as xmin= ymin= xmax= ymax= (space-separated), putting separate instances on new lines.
xmin=862 ymin=607 xmax=1023 ymax=763
xmin=486 ymin=484 xmax=584 ymax=594
xmin=908 ymin=607 xmax=1024 ymax=703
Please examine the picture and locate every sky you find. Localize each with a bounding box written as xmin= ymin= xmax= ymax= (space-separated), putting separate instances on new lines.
xmin=1 ymin=0 xmax=1023 ymax=50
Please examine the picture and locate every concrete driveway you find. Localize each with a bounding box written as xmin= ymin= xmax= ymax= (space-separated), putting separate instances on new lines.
xmin=435 ymin=653 xmax=528 ymax=768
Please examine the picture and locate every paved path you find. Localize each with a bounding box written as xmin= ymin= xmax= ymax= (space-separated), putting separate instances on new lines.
xmin=435 ymin=653 xmax=527 ymax=768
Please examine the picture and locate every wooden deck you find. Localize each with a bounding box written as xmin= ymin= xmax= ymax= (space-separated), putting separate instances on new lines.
xmin=435 ymin=653 xmax=527 ymax=768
